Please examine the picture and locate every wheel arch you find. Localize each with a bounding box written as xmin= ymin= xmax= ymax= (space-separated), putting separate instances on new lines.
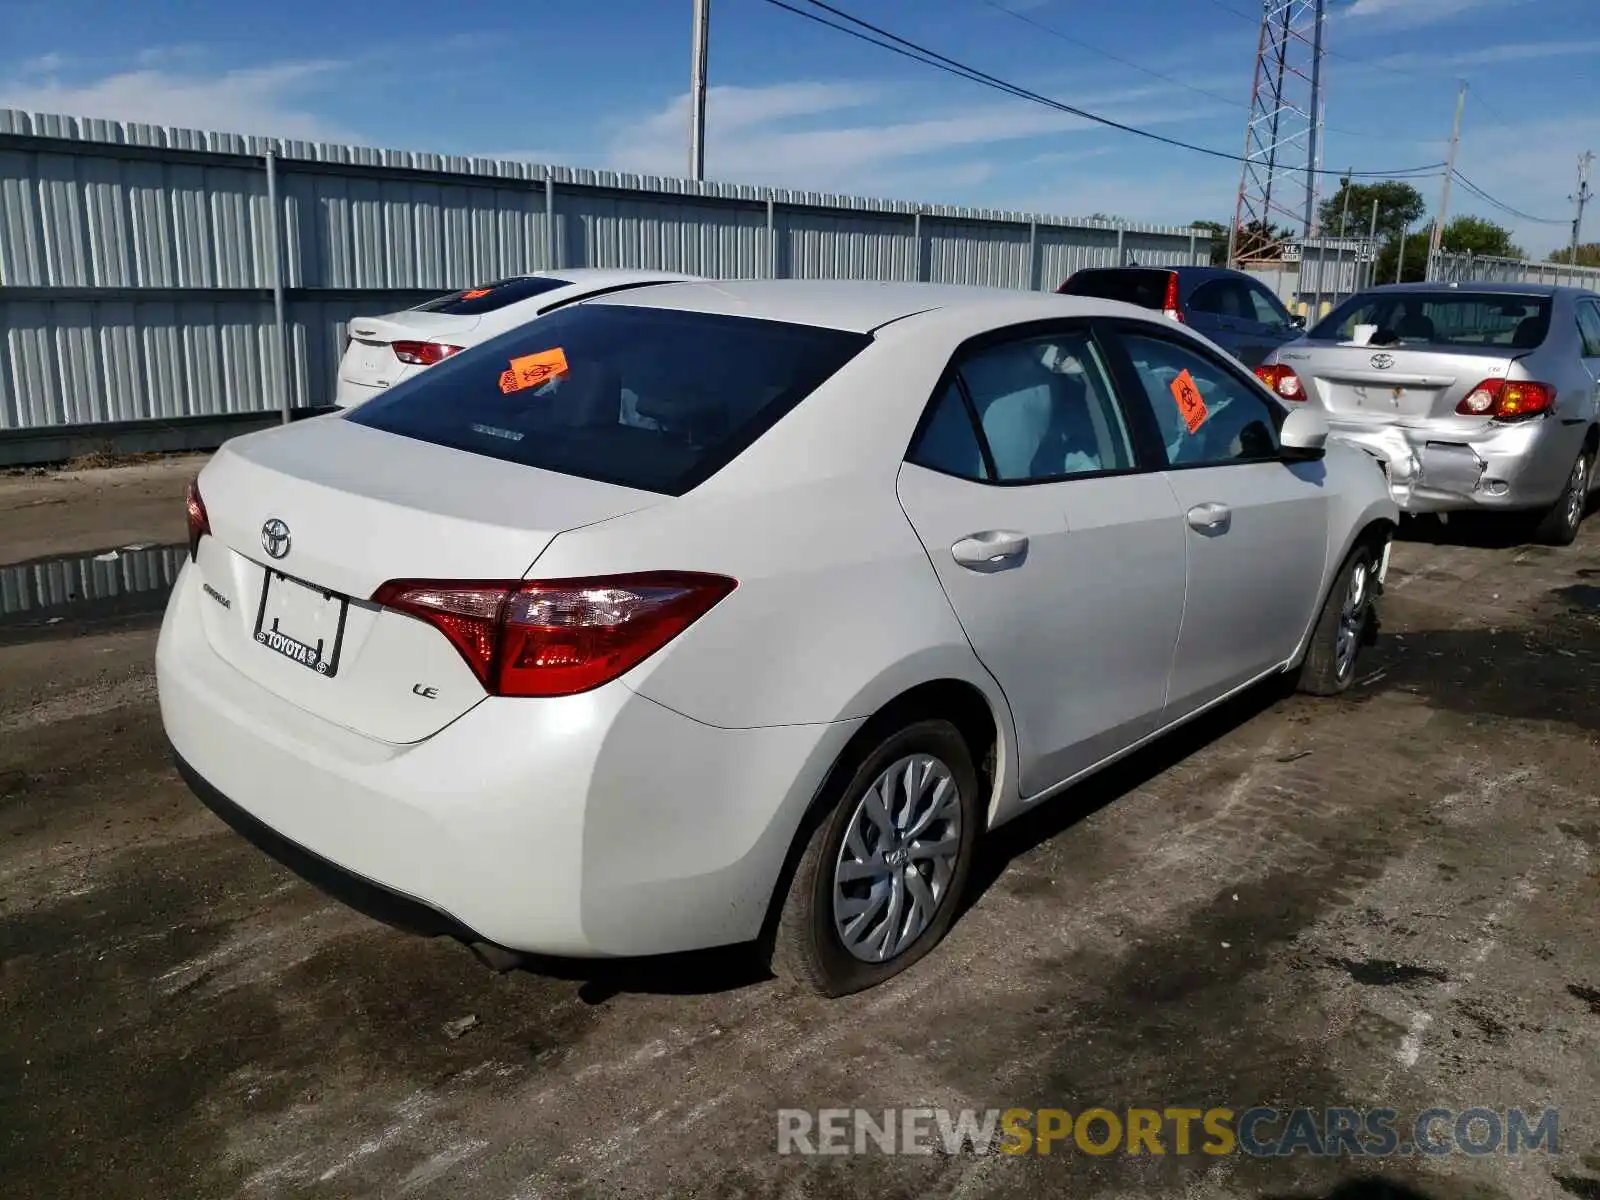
xmin=1290 ymin=511 xmax=1395 ymax=669
xmin=755 ymin=674 xmax=1016 ymax=956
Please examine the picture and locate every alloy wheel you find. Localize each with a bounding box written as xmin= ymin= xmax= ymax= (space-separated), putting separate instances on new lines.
xmin=1334 ymin=559 xmax=1370 ymax=680
xmin=831 ymin=754 xmax=962 ymax=963
xmin=1564 ymin=455 xmax=1588 ymax=535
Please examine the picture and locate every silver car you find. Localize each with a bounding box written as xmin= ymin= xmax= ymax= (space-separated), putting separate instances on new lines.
xmin=1257 ymin=282 xmax=1600 ymax=545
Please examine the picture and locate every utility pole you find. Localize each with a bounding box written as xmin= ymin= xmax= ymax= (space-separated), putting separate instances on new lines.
xmin=1366 ymin=198 xmax=1379 ymax=289
xmin=1428 ymin=82 xmax=1467 ymax=270
xmin=1570 ymin=151 xmax=1594 ymax=268
xmin=1333 ymin=169 xmax=1352 ymax=302
xmin=689 ymin=0 xmax=710 ymax=181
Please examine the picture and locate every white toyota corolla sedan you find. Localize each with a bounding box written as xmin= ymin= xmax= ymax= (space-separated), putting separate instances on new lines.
xmin=333 ymin=268 xmax=699 ymax=408
xmin=159 ymin=279 xmax=1397 ymax=996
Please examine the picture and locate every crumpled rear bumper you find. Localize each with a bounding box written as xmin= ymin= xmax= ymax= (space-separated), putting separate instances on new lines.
xmin=1325 ymin=421 xmax=1560 ymax=515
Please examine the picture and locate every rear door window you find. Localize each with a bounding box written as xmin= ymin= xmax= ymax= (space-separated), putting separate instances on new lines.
xmin=956 ymin=331 xmax=1135 ymax=481
xmin=1058 ymin=270 xmax=1171 ymax=310
xmin=411 ymin=276 xmax=571 ymax=316
xmin=346 ymin=304 xmax=871 ymax=496
xmin=1576 ymin=301 xmax=1600 ymax=358
xmin=1189 ymin=280 xmax=1246 ymax=319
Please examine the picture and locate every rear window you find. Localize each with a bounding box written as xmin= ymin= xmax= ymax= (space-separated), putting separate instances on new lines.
xmin=1057 ymin=269 xmax=1172 ymax=309
xmin=346 ymin=304 xmax=871 ymax=495
xmin=1310 ymin=291 xmax=1553 ymax=349
xmin=411 ymin=276 xmax=571 ymax=316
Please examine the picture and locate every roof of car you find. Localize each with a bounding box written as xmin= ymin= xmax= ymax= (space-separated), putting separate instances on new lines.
xmin=586 ymin=278 xmax=1133 ymax=333
xmin=531 ymin=268 xmax=701 ymax=285
xmin=1071 ymin=264 xmax=1238 ymax=279
xmin=1364 ymin=280 xmax=1579 ymax=296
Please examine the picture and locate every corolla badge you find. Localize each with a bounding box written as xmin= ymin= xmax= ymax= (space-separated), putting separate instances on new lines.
xmin=1369 ymin=353 xmax=1396 ymax=369
xmin=261 ymin=518 xmax=292 ymax=560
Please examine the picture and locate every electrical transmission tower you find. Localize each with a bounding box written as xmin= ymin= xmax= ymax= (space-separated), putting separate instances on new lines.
xmin=1228 ymin=0 xmax=1327 ymax=267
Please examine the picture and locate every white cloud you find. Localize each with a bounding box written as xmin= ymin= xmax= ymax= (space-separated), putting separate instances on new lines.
xmin=601 ymin=78 xmax=1228 ymax=202
xmin=1374 ymin=38 xmax=1600 ymax=69
xmin=19 ymin=52 xmax=67 ymax=74
xmin=1339 ymin=0 xmax=1534 ymax=26
xmin=0 ymin=58 xmax=353 ymax=141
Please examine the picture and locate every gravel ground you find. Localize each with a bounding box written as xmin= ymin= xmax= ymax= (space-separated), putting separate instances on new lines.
xmin=1 ymin=461 xmax=1597 ymax=1200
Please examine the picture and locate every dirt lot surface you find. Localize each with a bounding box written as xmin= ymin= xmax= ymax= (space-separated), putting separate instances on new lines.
xmin=1 ymin=462 xmax=1597 ymax=1199
xmin=0 ymin=455 xmax=204 ymax=563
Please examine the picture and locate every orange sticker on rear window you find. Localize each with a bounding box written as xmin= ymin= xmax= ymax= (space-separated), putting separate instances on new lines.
xmin=460 ymin=287 xmax=492 ymax=300
xmin=498 ymin=348 xmax=570 ymax=394
xmin=1170 ymin=368 xmax=1208 ymax=433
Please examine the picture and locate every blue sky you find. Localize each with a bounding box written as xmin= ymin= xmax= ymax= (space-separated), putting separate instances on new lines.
xmin=0 ymin=0 xmax=1595 ymax=255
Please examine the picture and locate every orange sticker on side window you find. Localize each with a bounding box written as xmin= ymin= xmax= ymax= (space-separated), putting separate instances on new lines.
xmin=1170 ymin=368 xmax=1208 ymax=433
xmin=460 ymin=287 xmax=492 ymax=300
xmin=498 ymin=348 xmax=570 ymax=394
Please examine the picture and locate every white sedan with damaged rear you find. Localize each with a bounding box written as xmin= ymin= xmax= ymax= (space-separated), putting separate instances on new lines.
xmin=159 ymin=280 xmax=1397 ymax=996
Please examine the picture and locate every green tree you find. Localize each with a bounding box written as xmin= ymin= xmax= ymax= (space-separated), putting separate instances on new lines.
xmin=1374 ymin=229 xmax=1433 ymax=285
xmin=1439 ymin=215 xmax=1523 ymax=260
xmin=1190 ymin=219 xmax=1229 ymax=265
xmin=1549 ymin=242 xmax=1600 ymax=267
xmin=1318 ymin=180 xmax=1426 ymax=239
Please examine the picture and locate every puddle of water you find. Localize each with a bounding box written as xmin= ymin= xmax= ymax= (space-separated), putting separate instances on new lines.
xmin=0 ymin=543 xmax=187 ymax=635
xmin=1553 ymin=583 xmax=1600 ymax=611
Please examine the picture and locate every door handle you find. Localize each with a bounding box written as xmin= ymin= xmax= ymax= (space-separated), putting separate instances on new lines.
xmin=1185 ymin=502 xmax=1232 ymax=533
xmin=951 ymin=530 xmax=1029 ymax=570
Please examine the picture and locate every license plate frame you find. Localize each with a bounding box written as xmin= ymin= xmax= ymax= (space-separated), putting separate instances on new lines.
xmin=252 ymin=567 xmax=349 ymax=678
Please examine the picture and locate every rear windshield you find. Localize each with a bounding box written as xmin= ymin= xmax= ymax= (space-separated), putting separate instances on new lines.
xmin=1057 ymin=269 xmax=1172 ymax=309
xmin=411 ymin=276 xmax=571 ymax=316
xmin=1310 ymin=291 xmax=1553 ymax=349
xmin=346 ymin=304 xmax=871 ymax=495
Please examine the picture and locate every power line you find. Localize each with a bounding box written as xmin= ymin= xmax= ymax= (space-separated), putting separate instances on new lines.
xmin=1198 ymin=0 xmax=1450 ymax=85
xmin=977 ymin=0 xmax=1418 ymax=143
xmin=757 ymin=0 xmax=1445 ymax=179
xmin=1450 ymin=168 xmax=1568 ymax=225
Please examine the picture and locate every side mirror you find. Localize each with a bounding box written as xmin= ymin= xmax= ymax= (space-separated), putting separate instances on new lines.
xmin=1289 ymin=313 xmax=1307 ymax=330
xmin=1280 ymin=405 xmax=1328 ymax=461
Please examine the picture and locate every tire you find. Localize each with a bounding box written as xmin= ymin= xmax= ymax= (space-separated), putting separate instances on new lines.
xmin=1530 ymin=450 xmax=1591 ymax=547
xmin=1296 ymin=540 xmax=1379 ymax=697
xmin=771 ymin=719 xmax=979 ymax=997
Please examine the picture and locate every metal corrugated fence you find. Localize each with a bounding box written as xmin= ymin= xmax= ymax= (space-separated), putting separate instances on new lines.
xmin=1429 ymin=252 xmax=1600 ymax=290
xmin=0 ymin=107 xmax=1211 ymax=437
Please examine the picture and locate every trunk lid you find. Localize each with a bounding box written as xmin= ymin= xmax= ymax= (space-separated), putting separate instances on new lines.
xmin=190 ymin=417 xmax=664 ymax=743
xmin=340 ymin=311 xmax=482 ymax=391
xmin=1283 ymin=341 xmax=1522 ymax=423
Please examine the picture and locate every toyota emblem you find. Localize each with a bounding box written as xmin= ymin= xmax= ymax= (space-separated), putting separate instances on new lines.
xmin=261 ymin=518 xmax=291 ymax=560
xmin=1369 ymin=352 xmax=1395 ymax=369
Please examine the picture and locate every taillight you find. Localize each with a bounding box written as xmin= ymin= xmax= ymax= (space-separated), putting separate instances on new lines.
xmin=184 ymin=479 xmax=210 ymax=562
xmin=1162 ymin=272 xmax=1184 ymax=323
xmin=1255 ymin=362 xmax=1306 ymax=401
xmin=371 ymin=572 xmax=737 ymax=697
xmin=391 ymin=341 xmax=465 ymax=367
xmin=1455 ymin=379 xmax=1554 ymax=421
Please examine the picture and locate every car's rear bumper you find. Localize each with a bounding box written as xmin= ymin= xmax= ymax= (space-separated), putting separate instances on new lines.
xmin=332 ymin=378 xmax=389 ymax=409
xmin=157 ymin=563 xmax=860 ymax=958
xmin=171 ymin=748 xmax=485 ymax=941
xmin=1326 ymin=417 xmax=1579 ymax=515
xmin=333 ymin=363 xmax=421 ymax=409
